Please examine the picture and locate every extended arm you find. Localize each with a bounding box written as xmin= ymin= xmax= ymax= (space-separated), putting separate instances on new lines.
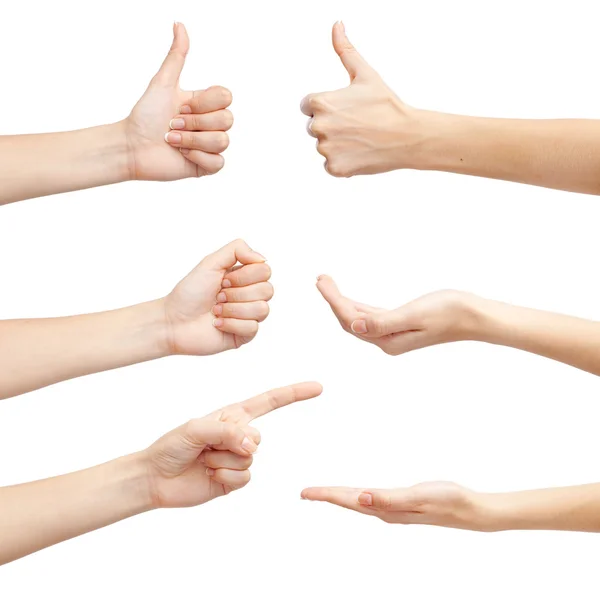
xmin=0 ymin=240 xmax=272 ymax=400
xmin=0 ymin=23 xmax=233 ymax=206
xmin=302 ymin=481 xmax=600 ymax=533
xmin=302 ymin=22 xmax=600 ymax=195
xmin=317 ymin=277 xmax=600 ymax=377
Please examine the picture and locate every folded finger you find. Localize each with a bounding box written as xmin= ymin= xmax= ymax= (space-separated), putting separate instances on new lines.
xmin=213 ymin=318 xmax=259 ymax=338
xmin=202 ymin=450 xmax=253 ymax=470
xmin=181 ymin=86 xmax=233 ymax=114
xmin=165 ymin=131 xmax=229 ymax=153
xmin=213 ymin=301 xmax=270 ymax=322
xmin=217 ymin=281 xmax=274 ymax=303
xmin=222 ymin=263 xmax=272 ymax=288
xmin=208 ymin=468 xmax=251 ymax=489
xmin=179 ymin=149 xmax=224 ymax=176
xmin=170 ymin=109 xmax=234 ymax=132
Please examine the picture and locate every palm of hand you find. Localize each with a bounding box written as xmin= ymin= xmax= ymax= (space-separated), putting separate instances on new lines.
xmin=127 ymin=85 xmax=196 ymax=181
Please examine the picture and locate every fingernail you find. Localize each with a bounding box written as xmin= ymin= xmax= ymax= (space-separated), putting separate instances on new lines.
xmin=212 ymin=318 xmax=224 ymax=327
xmin=217 ymin=292 xmax=227 ymax=303
xmin=358 ymin=492 xmax=372 ymax=506
xmin=206 ymin=467 xmax=215 ymax=476
xmin=212 ymin=304 xmax=223 ymax=316
xmin=222 ymin=279 xmax=232 ymax=288
xmin=165 ymin=131 xmax=182 ymax=144
xmin=351 ymin=319 xmax=367 ymax=334
xmin=179 ymin=148 xmax=190 ymax=155
xmin=241 ymin=437 xmax=258 ymax=454
xmin=170 ymin=118 xmax=186 ymax=130
xmin=180 ymin=105 xmax=192 ymax=114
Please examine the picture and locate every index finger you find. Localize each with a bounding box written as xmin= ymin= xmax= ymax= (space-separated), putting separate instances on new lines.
xmin=240 ymin=382 xmax=323 ymax=421
xmin=300 ymin=94 xmax=317 ymax=117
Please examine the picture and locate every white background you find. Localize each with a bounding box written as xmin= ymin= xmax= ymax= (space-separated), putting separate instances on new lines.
xmin=1 ymin=0 xmax=600 ymax=597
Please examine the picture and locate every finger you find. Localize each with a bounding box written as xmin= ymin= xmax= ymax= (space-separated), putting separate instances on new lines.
xmin=154 ymin=22 xmax=189 ymax=86
xmin=352 ymin=308 xmax=412 ymax=339
xmin=222 ymin=263 xmax=272 ymax=288
xmin=208 ymin=468 xmax=251 ymax=489
xmin=306 ymin=118 xmax=317 ymax=138
xmin=165 ymin=131 xmax=229 ymax=153
xmin=239 ymin=382 xmax=323 ymax=421
xmin=217 ymin=281 xmax=273 ymax=303
xmin=300 ymin=93 xmax=330 ymax=117
xmin=200 ymin=239 xmax=266 ymax=271
xmin=213 ymin=318 xmax=259 ymax=339
xmin=213 ymin=301 xmax=270 ymax=322
xmin=169 ymin=110 xmax=234 ymax=132
xmin=301 ymin=487 xmax=377 ymax=516
xmin=242 ymin=425 xmax=261 ymax=446
xmin=331 ymin=21 xmax=377 ymax=82
xmin=183 ymin=419 xmax=258 ymax=456
xmin=179 ymin=149 xmax=224 ymax=176
xmin=180 ymin=86 xmax=233 ymax=114
xmin=300 ymin=94 xmax=315 ymax=117
xmin=316 ymin=275 xmax=359 ymax=327
xmin=202 ymin=450 xmax=253 ymax=471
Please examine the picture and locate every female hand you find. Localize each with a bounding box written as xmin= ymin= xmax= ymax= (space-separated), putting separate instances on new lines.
xmin=126 ymin=22 xmax=233 ymax=180
xmin=163 ymin=239 xmax=273 ymax=355
xmin=146 ymin=382 xmax=323 ymax=508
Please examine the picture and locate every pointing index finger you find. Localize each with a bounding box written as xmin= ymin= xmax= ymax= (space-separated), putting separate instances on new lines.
xmin=240 ymin=382 xmax=323 ymax=422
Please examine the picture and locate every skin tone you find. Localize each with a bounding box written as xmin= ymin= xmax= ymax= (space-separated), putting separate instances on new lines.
xmin=0 ymin=382 xmax=323 ymax=565
xmin=309 ymin=275 xmax=600 ymax=532
xmin=316 ymin=275 xmax=600 ymax=377
xmin=302 ymin=22 xmax=600 ymax=195
xmin=0 ymin=22 xmax=232 ymax=206
xmin=0 ymin=239 xmax=273 ymax=400
xmin=301 ymin=482 xmax=600 ymax=533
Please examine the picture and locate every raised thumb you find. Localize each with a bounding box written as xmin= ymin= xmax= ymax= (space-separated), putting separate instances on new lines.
xmin=154 ymin=22 xmax=189 ymax=86
xmin=331 ymin=21 xmax=377 ymax=82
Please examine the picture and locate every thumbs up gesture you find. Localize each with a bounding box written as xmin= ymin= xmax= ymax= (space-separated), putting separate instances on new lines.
xmin=301 ymin=22 xmax=417 ymax=177
xmin=125 ymin=23 xmax=233 ymax=181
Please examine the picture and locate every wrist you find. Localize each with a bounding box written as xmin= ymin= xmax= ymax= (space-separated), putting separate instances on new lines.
xmin=101 ymin=120 xmax=136 ymax=183
xmin=112 ymin=452 xmax=156 ymax=515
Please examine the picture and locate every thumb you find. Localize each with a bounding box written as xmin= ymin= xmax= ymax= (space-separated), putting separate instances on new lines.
xmin=350 ymin=308 xmax=410 ymax=338
xmin=154 ymin=22 xmax=189 ymax=86
xmin=331 ymin=21 xmax=377 ymax=82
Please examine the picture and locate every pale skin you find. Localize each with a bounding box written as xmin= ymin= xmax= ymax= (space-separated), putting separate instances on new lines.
xmin=308 ymin=275 xmax=600 ymax=532
xmin=0 ymin=22 xmax=232 ymax=205
xmin=301 ymin=482 xmax=600 ymax=533
xmin=315 ymin=275 xmax=600 ymax=377
xmin=302 ymin=22 xmax=600 ymax=195
xmin=0 ymin=239 xmax=273 ymax=400
xmin=0 ymin=382 xmax=323 ymax=565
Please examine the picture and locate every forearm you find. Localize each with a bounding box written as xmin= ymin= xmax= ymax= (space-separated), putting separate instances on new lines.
xmin=478 ymin=484 xmax=600 ymax=532
xmin=0 ymin=452 xmax=152 ymax=565
xmin=0 ymin=299 xmax=169 ymax=400
xmin=409 ymin=111 xmax=600 ymax=195
xmin=0 ymin=122 xmax=133 ymax=205
xmin=467 ymin=296 xmax=600 ymax=376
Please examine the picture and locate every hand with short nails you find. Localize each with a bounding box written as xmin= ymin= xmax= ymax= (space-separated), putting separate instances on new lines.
xmin=316 ymin=275 xmax=481 ymax=356
xmin=146 ymin=382 xmax=323 ymax=508
xmin=163 ymin=239 xmax=273 ymax=356
xmin=301 ymin=482 xmax=496 ymax=531
xmin=300 ymin=21 xmax=420 ymax=177
xmin=126 ymin=22 xmax=233 ymax=181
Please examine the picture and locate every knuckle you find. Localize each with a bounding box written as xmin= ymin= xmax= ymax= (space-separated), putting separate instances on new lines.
xmin=263 ymin=282 xmax=275 ymax=300
xmin=325 ymin=159 xmax=348 ymax=177
xmin=215 ymin=132 xmax=229 ymax=151
xmin=310 ymin=95 xmax=328 ymax=112
xmin=191 ymin=114 xmax=204 ymax=129
xmin=260 ymin=262 xmax=272 ymax=280
xmin=258 ymin=301 xmax=270 ymax=320
xmin=222 ymin=109 xmax=234 ymax=129
xmin=249 ymin=321 xmax=259 ymax=334
xmin=213 ymin=85 xmax=233 ymax=105
xmin=316 ymin=141 xmax=331 ymax=158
